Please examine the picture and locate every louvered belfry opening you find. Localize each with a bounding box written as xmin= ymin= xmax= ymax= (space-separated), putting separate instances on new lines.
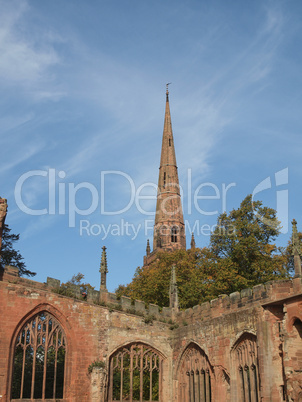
xmin=11 ymin=311 xmax=66 ymax=400
xmin=178 ymin=343 xmax=213 ymax=402
xmin=108 ymin=342 xmax=163 ymax=402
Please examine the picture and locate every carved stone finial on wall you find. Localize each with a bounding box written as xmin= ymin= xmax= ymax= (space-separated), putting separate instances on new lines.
xmin=0 ymin=198 xmax=8 ymax=258
xmin=100 ymin=246 xmax=108 ymax=291
xmin=292 ymin=219 xmax=302 ymax=278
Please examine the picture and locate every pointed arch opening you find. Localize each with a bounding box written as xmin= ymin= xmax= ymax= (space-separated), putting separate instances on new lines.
xmin=11 ymin=311 xmax=66 ymax=400
xmin=108 ymin=342 xmax=164 ymax=402
xmin=232 ymin=333 xmax=259 ymax=402
xmin=293 ymin=318 xmax=302 ymax=338
xmin=177 ymin=343 xmax=213 ymax=402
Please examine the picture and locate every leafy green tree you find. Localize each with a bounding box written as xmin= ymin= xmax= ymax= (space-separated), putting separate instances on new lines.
xmin=54 ymin=272 xmax=95 ymax=298
xmin=117 ymin=195 xmax=292 ymax=309
xmin=210 ymin=194 xmax=290 ymax=285
xmin=0 ymin=223 xmax=35 ymax=277
xmin=116 ymin=248 xmax=218 ymax=309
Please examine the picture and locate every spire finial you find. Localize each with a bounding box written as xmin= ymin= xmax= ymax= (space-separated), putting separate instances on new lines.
xmin=100 ymin=246 xmax=108 ymax=291
xmin=292 ymin=219 xmax=302 ymax=278
xmin=146 ymin=239 xmax=151 ymax=256
xmin=166 ymin=82 xmax=171 ymax=101
xmin=190 ymin=232 xmax=196 ymax=249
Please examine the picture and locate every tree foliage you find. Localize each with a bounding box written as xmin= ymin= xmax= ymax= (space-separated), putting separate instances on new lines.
xmin=210 ymin=194 xmax=290 ymax=284
xmin=54 ymin=272 xmax=95 ymax=298
xmin=117 ymin=195 xmax=292 ymax=309
xmin=0 ymin=223 xmax=36 ymax=277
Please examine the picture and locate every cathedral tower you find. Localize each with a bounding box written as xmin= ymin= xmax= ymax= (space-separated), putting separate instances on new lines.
xmin=144 ymin=86 xmax=186 ymax=265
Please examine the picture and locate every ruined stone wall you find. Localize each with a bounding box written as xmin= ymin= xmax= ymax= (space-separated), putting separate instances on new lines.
xmin=1 ymin=267 xmax=302 ymax=401
xmin=0 ymin=271 xmax=172 ymax=401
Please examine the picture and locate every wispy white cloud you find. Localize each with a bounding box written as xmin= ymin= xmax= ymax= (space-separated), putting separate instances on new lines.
xmin=0 ymin=0 xmax=63 ymax=100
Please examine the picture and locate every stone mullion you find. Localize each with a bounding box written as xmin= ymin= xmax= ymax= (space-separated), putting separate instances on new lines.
xmin=159 ymin=358 xmax=163 ymax=402
xmin=249 ymin=365 xmax=257 ymax=402
xmin=252 ymin=364 xmax=259 ymax=402
xmin=42 ymin=316 xmax=49 ymax=400
xmin=130 ymin=346 xmax=134 ymax=402
xmin=120 ymin=354 xmax=124 ymax=401
xmin=194 ymin=370 xmax=200 ymax=402
xmin=109 ymin=358 xmax=114 ymax=401
xmin=30 ymin=320 xmax=37 ymax=400
xmin=205 ymin=369 xmax=211 ymax=402
xmin=182 ymin=370 xmax=188 ymax=402
xmin=149 ymin=355 xmax=152 ymax=402
xmin=20 ymin=333 xmax=27 ymax=399
xmin=239 ymin=367 xmax=246 ymax=402
xmin=200 ymin=370 xmax=205 ymax=402
xmin=187 ymin=371 xmax=192 ymax=402
xmin=243 ymin=366 xmax=251 ymax=402
xmin=53 ymin=331 xmax=59 ymax=398
xmin=191 ymin=371 xmax=195 ymax=402
xmin=140 ymin=345 xmax=143 ymax=402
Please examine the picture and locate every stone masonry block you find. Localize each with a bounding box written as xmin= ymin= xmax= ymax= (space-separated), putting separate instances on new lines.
xmin=149 ymin=304 xmax=159 ymax=316
xmin=210 ymin=298 xmax=219 ymax=308
xmin=162 ymin=307 xmax=172 ymax=317
xmin=87 ymin=289 xmax=99 ymax=302
xmin=240 ymin=288 xmax=252 ymax=298
xmin=108 ymin=292 xmax=117 ymax=303
xmin=253 ymin=284 xmax=265 ymax=299
xmin=200 ymin=302 xmax=210 ymax=312
xmin=230 ymin=291 xmax=240 ymax=302
xmin=121 ymin=296 xmax=132 ymax=310
xmin=135 ymin=300 xmax=146 ymax=314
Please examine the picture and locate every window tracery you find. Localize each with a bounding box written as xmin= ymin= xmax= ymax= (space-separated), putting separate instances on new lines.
xmin=108 ymin=342 xmax=163 ymax=402
xmin=178 ymin=343 xmax=213 ymax=402
xmin=11 ymin=311 xmax=66 ymax=400
xmin=233 ymin=333 xmax=259 ymax=402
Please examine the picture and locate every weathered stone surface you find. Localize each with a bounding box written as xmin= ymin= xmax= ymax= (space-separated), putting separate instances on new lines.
xmin=1 ymin=262 xmax=302 ymax=401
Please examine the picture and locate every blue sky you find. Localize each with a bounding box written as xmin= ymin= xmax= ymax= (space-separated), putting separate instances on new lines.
xmin=1 ymin=0 xmax=302 ymax=292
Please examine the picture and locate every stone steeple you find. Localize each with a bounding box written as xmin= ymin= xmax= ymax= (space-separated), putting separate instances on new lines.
xmin=152 ymin=85 xmax=186 ymax=254
xmin=292 ymin=219 xmax=302 ymax=278
xmin=100 ymin=246 xmax=108 ymax=291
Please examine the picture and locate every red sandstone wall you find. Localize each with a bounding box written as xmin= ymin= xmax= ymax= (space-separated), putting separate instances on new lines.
xmin=0 ymin=278 xmax=172 ymax=402
xmin=1 ymin=272 xmax=302 ymax=401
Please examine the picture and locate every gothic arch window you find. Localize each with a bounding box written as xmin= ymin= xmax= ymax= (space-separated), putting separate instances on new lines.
xmin=171 ymin=226 xmax=178 ymax=243
xmin=11 ymin=311 xmax=66 ymax=400
xmin=163 ymin=172 xmax=166 ymax=189
xmin=288 ymin=318 xmax=302 ymax=377
xmin=178 ymin=343 xmax=213 ymax=402
xmin=293 ymin=318 xmax=302 ymax=338
xmin=108 ymin=342 xmax=163 ymax=401
xmin=232 ymin=333 xmax=259 ymax=402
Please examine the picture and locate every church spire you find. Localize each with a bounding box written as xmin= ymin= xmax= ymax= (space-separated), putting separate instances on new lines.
xmin=153 ymin=85 xmax=186 ymax=253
